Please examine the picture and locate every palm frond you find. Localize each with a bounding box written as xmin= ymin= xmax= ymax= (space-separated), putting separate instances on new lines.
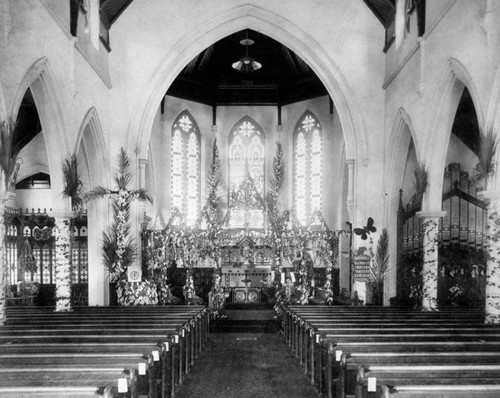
xmin=133 ymin=188 xmax=153 ymax=203
xmin=370 ymin=228 xmax=389 ymax=285
xmin=411 ymin=163 xmax=428 ymax=209
xmin=114 ymin=147 xmax=132 ymax=189
xmin=61 ymin=154 xmax=83 ymax=210
xmin=84 ymin=186 xmax=115 ymax=202
xmin=101 ymin=230 xmax=118 ymax=273
xmin=472 ymin=128 xmax=498 ymax=183
xmin=0 ymin=119 xmax=21 ymax=191
xmin=266 ymin=142 xmax=285 ymax=231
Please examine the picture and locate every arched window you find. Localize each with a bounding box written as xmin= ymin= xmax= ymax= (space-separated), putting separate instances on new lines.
xmin=171 ymin=111 xmax=200 ymax=226
xmin=228 ymin=117 xmax=265 ymax=228
xmin=294 ymin=111 xmax=322 ymax=226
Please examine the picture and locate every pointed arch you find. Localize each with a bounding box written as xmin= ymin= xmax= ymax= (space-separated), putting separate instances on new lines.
xmin=10 ymin=57 xmax=68 ymax=210
xmin=228 ymin=115 xmax=265 ymax=194
xmin=74 ymin=107 xmax=110 ymax=190
xmin=383 ymin=107 xmax=419 ymax=303
xmin=129 ymin=4 xmax=367 ymax=166
xmin=425 ymin=57 xmax=485 ymax=211
xmin=170 ymin=110 xmax=201 ymax=226
xmin=293 ymin=110 xmax=323 ymax=225
xmin=227 ymin=116 xmax=265 ymax=229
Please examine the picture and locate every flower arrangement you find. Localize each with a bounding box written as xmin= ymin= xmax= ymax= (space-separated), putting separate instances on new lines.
xmin=85 ymin=148 xmax=151 ymax=285
xmin=116 ymin=280 xmax=158 ymax=306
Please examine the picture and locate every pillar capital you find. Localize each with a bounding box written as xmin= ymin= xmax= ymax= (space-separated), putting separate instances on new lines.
xmin=416 ymin=210 xmax=446 ymax=219
xmin=51 ymin=210 xmax=74 ymax=219
xmin=477 ymin=190 xmax=500 ymax=207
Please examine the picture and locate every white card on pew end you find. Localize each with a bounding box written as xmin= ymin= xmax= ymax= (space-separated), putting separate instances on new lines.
xmin=164 ymin=341 xmax=170 ymax=351
xmin=316 ymin=334 xmax=320 ymax=343
xmin=290 ymin=272 xmax=296 ymax=283
xmin=118 ymin=378 xmax=128 ymax=393
xmin=138 ymin=363 xmax=146 ymax=375
xmin=367 ymin=377 xmax=377 ymax=392
xmin=335 ymin=350 xmax=342 ymax=361
xmin=281 ymin=272 xmax=285 ymax=284
xmin=152 ymin=350 xmax=160 ymax=361
xmin=175 ymin=335 xmax=179 ymax=343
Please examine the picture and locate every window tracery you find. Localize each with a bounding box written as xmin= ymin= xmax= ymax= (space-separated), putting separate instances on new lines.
xmin=171 ymin=111 xmax=200 ymax=226
xmin=294 ymin=111 xmax=322 ymax=226
xmin=229 ymin=117 xmax=265 ymax=228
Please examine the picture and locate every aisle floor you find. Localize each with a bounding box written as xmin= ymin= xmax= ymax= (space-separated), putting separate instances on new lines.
xmin=176 ymin=333 xmax=318 ymax=398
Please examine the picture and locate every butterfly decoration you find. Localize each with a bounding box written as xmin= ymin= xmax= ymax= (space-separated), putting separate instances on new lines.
xmin=353 ymin=217 xmax=377 ymax=240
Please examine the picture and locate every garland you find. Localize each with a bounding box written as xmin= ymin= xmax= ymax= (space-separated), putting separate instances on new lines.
xmin=54 ymin=218 xmax=72 ymax=311
xmin=116 ymin=280 xmax=158 ymax=306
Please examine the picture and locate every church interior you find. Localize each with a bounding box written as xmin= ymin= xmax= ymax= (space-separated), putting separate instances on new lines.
xmin=1 ymin=0 xmax=500 ymax=397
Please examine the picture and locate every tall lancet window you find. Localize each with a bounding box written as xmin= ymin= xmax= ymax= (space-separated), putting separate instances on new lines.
xmin=229 ymin=117 xmax=265 ymax=228
xmin=171 ymin=111 xmax=200 ymax=226
xmin=294 ymin=111 xmax=322 ymax=226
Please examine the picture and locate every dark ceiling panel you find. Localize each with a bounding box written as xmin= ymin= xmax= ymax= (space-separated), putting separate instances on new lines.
xmin=100 ymin=0 xmax=134 ymax=25
xmin=363 ymin=0 xmax=395 ymax=26
xmin=167 ymin=29 xmax=326 ymax=106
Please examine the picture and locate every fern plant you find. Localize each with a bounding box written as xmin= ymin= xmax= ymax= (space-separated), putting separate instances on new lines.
xmin=61 ymin=154 xmax=83 ymax=212
xmin=0 ymin=119 xmax=21 ymax=192
xmin=472 ymin=128 xmax=498 ymax=188
xmin=412 ymin=163 xmax=428 ymax=210
xmin=369 ymin=228 xmax=389 ymax=305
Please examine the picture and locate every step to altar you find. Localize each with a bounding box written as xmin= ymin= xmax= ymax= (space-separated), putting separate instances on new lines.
xmin=211 ymin=302 xmax=279 ymax=333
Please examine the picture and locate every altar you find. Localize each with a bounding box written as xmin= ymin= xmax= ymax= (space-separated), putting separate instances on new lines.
xmin=220 ymin=235 xmax=274 ymax=303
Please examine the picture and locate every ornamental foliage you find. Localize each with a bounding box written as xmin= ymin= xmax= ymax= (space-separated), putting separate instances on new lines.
xmin=85 ymin=148 xmax=151 ymax=284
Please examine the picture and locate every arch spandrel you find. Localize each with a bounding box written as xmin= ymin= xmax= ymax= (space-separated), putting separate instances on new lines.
xmin=424 ymin=58 xmax=485 ymax=211
xmin=128 ymin=4 xmax=367 ymax=166
xmin=10 ymin=57 xmax=68 ymax=211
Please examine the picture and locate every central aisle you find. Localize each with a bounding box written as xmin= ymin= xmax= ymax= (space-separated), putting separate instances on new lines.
xmin=176 ymin=333 xmax=318 ymax=398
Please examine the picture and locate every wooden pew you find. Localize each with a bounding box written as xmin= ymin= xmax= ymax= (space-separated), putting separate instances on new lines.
xmin=279 ymin=305 xmax=500 ymax=398
xmin=0 ymin=306 xmax=209 ymax=397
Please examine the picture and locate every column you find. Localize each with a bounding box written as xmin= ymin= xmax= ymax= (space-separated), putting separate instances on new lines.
xmin=416 ymin=211 xmax=446 ymax=311
xmin=0 ymin=193 xmax=15 ymax=324
xmin=53 ymin=211 xmax=74 ymax=312
xmin=477 ymin=191 xmax=500 ymax=323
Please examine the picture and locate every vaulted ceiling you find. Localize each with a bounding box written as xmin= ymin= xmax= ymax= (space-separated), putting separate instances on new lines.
xmin=99 ymin=0 xmax=395 ymax=106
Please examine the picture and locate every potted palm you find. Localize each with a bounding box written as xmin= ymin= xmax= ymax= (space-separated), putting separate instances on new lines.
xmin=368 ymin=228 xmax=389 ymax=305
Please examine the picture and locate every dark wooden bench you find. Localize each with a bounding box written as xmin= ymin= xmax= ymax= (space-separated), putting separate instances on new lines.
xmin=0 ymin=306 xmax=209 ymax=397
xmin=279 ymin=305 xmax=500 ymax=398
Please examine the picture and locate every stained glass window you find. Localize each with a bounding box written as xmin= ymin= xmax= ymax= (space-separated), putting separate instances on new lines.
xmin=294 ymin=112 xmax=322 ymax=226
xmin=229 ymin=117 xmax=265 ymax=228
xmin=171 ymin=111 xmax=200 ymax=226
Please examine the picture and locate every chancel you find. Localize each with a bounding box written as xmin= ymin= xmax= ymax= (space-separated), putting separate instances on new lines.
xmin=1 ymin=1 xmax=500 ymax=397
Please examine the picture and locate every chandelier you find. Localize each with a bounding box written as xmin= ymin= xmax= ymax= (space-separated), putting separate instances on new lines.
xmin=231 ymin=31 xmax=262 ymax=72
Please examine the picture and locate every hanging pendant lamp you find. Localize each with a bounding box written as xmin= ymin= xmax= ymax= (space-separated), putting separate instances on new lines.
xmin=232 ymin=31 xmax=262 ymax=72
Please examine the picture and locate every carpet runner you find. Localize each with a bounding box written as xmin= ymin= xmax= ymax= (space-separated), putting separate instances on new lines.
xmin=175 ymin=333 xmax=318 ymax=398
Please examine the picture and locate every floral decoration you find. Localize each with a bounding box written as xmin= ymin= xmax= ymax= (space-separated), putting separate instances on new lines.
xmin=85 ymin=148 xmax=151 ymax=286
xmin=420 ymin=217 xmax=440 ymax=310
xmin=55 ymin=217 xmax=72 ymax=312
xmin=116 ymin=280 xmax=158 ymax=306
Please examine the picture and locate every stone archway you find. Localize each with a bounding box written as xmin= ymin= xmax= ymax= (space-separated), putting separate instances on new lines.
xmin=10 ymin=57 xmax=68 ymax=212
xmin=75 ymin=107 xmax=111 ymax=306
xmin=425 ymin=58 xmax=485 ymax=211
xmin=383 ymin=108 xmax=420 ymax=303
xmin=128 ymin=4 xmax=367 ymax=199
